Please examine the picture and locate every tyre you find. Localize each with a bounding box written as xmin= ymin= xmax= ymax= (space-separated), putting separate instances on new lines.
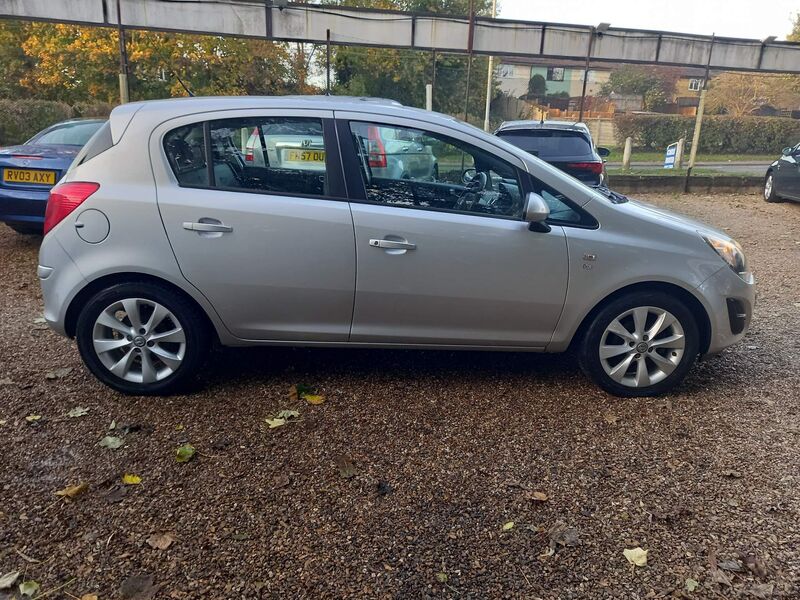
xmin=76 ymin=281 xmax=210 ymax=395
xmin=8 ymin=223 xmax=43 ymax=235
xmin=578 ymin=291 xmax=700 ymax=397
xmin=764 ymin=172 xmax=782 ymax=203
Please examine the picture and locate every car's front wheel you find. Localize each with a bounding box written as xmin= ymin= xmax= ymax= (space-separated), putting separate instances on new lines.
xmin=579 ymin=291 xmax=700 ymax=397
xmin=764 ymin=172 xmax=781 ymax=203
xmin=76 ymin=282 xmax=210 ymax=395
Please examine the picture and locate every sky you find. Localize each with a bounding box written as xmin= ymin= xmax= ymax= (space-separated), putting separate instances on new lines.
xmin=499 ymin=0 xmax=799 ymax=40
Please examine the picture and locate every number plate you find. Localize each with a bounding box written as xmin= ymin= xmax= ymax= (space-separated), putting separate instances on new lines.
xmin=3 ymin=168 xmax=57 ymax=185
xmin=285 ymin=149 xmax=325 ymax=163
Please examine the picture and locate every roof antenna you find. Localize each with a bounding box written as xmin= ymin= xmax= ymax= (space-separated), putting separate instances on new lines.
xmin=172 ymin=71 xmax=195 ymax=97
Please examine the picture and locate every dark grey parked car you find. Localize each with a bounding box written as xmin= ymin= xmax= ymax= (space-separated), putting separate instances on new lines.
xmin=495 ymin=120 xmax=609 ymax=187
xmin=764 ymin=143 xmax=800 ymax=202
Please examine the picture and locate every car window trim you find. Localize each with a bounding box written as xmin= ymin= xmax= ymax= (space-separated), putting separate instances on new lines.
xmin=337 ymin=117 xmax=533 ymax=221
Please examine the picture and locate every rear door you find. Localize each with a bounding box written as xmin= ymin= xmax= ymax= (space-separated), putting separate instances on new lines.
xmin=337 ymin=114 xmax=569 ymax=347
xmin=151 ymin=110 xmax=356 ymax=341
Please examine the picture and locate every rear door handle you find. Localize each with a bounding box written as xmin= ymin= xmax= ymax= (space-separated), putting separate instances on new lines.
xmin=183 ymin=221 xmax=233 ymax=233
xmin=369 ymin=239 xmax=416 ymax=250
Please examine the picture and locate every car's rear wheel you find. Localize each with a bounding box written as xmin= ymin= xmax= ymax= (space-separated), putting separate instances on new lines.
xmin=579 ymin=291 xmax=700 ymax=397
xmin=76 ymin=282 xmax=210 ymax=395
xmin=764 ymin=172 xmax=782 ymax=203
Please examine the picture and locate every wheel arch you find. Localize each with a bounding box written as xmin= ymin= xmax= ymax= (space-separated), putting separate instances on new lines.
xmin=64 ymin=272 xmax=220 ymax=343
xmin=568 ymin=281 xmax=712 ymax=355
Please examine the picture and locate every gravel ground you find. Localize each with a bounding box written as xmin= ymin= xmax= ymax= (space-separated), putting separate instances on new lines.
xmin=1 ymin=192 xmax=799 ymax=599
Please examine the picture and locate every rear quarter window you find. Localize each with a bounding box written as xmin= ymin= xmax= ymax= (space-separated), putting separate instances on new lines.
xmin=163 ymin=124 xmax=208 ymax=187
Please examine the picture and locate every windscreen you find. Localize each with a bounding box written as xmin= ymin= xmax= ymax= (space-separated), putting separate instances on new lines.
xmin=498 ymin=129 xmax=592 ymax=158
xmin=31 ymin=121 xmax=105 ymax=146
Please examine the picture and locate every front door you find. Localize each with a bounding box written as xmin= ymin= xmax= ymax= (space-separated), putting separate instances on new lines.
xmin=339 ymin=117 xmax=569 ymax=347
xmin=152 ymin=111 xmax=355 ymax=341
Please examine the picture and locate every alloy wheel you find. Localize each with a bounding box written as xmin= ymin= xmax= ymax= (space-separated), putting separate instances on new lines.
xmin=92 ymin=298 xmax=186 ymax=383
xmin=598 ymin=306 xmax=686 ymax=388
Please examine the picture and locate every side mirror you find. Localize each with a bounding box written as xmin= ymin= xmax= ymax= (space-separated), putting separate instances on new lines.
xmin=782 ymin=147 xmax=792 ymax=156
xmin=596 ymin=146 xmax=611 ymax=158
xmin=524 ymin=192 xmax=550 ymax=231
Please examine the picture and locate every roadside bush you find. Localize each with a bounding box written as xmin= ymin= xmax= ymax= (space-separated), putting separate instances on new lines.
xmin=0 ymin=99 xmax=115 ymax=146
xmin=0 ymin=99 xmax=72 ymax=145
xmin=614 ymin=113 xmax=800 ymax=154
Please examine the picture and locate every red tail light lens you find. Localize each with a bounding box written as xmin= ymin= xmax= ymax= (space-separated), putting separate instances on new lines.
xmin=44 ymin=182 xmax=99 ymax=235
xmin=245 ymin=152 xmax=254 ymax=162
xmin=566 ymin=162 xmax=604 ymax=175
xmin=366 ymin=126 xmax=387 ymax=168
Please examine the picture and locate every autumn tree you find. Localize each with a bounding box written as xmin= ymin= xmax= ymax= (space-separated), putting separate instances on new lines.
xmin=788 ymin=12 xmax=800 ymax=42
xmin=599 ymin=65 xmax=681 ymax=111
xmin=706 ymin=72 xmax=800 ymax=116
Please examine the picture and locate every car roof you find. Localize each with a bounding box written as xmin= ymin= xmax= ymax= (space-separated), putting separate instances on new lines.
xmin=495 ymin=120 xmax=591 ymax=135
xmin=111 ymin=95 xmax=484 ymax=140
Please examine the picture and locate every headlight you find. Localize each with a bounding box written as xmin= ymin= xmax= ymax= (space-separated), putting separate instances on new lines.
xmin=701 ymin=233 xmax=749 ymax=278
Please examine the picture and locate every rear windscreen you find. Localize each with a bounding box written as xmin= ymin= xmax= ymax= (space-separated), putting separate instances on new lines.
xmin=497 ymin=130 xmax=592 ymax=158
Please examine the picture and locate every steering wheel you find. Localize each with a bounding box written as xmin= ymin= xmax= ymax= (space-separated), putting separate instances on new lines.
xmin=454 ymin=171 xmax=488 ymax=211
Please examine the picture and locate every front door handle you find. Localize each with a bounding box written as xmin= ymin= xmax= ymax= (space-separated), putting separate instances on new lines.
xmin=183 ymin=221 xmax=233 ymax=233
xmin=369 ymin=239 xmax=416 ymax=250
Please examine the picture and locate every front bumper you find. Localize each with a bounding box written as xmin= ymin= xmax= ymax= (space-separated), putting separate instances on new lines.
xmin=696 ymin=266 xmax=756 ymax=355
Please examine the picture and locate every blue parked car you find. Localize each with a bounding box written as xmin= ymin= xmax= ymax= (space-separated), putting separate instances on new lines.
xmin=0 ymin=118 xmax=106 ymax=234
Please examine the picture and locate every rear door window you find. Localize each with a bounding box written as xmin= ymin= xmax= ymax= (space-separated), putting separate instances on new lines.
xmin=497 ymin=130 xmax=592 ymax=158
xmin=208 ymin=117 xmax=328 ymax=197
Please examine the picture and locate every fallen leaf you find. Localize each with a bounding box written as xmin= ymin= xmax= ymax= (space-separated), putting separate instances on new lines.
xmin=99 ymin=435 xmax=124 ymax=449
xmin=45 ymin=367 xmax=72 ymax=379
xmin=549 ymin=523 xmax=580 ymax=548
xmin=81 ymin=595 xmax=99 ymax=600
xmin=33 ymin=317 xmax=47 ymax=324
xmin=722 ymin=469 xmax=743 ymax=479
xmin=0 ymin=420 xmax=6 ymax=426
xmin=231 ymin=532 xmax=250 ymax=541
xmin=304 ymin=394 xmax=325 ymax=405
xmin=603 ymin=411 xmax=619 ymax=424
xmin=623 ymin=547 xmax=648 ymax=567
xmin=335 ymin=455 xmax=358 ymax=478
xmin=0 ymin=571 xmax=20 ymax=590
xmin=435 ymin=572 xmax=448 ymax=583
xmin=265 ymin=417 xmax=286 ymax=429
xmin=67 ymin=406 xmax=89 ymax=418
xmin=55 ymin=482 xmax=88 ymax=498
xmin=273 ymin=473 xmax=290 ymax=489
xmin=686 ymin=577 xmax=699 ymax=592
xmin=146 ymin=532 xmax=176 ymax=550
xmin=0 ymin=378 xmax=15 ymax=386
xmin=288 ymin=383 xmax=314 ymax=401
xmin=122 ymin=474 xmax=141 ymax=485
xmin=19 ymin=580 xmax=40 ymax=597
xmin=276 ymin=409 xmax=300 ymax=420
xmin=502 ymin=521 xmax=515 ymax=531
xmin=711 ymin=568 xmax=732 ymax=587
xmin=718 ymin=559 xmax=744 ymax=572
xmin=175 ymin=444 xmax=195 ymax=463
xmin=25 ymin=414 xmax=41 ymax=422
xmin=174 ymin=424 xmax=184 ymax=431
xmin=120 ymin=574 xmax=159 ymax=600
xmin=529 ymin=491 xmax=548 ymax=502
xmin=750 ymin=583 xmax=774 ymax=599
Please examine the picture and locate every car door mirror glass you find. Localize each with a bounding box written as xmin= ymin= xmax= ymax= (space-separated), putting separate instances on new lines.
xmin=596 ymin=146 xmax=611 ymax=158
xmin=524 ymin=192 xmax=550 ymax=223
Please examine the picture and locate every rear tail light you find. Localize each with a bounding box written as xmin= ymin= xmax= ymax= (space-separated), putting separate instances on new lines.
xmin=566 ymin=161 xmax=604 ymax=175
xmin=44 ymin=181 xmax=99 ymax=235
xmin=245 ymin=151 xmax=254 ymax=162
xmin=367 ymin=126 xmax=387 ymax=168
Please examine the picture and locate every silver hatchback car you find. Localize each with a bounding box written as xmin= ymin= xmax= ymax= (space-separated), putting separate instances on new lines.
xmin=38 ymin=96 xmax=755 ymax=397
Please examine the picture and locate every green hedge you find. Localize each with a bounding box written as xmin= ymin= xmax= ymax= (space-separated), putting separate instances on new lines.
xmin=614 ymin=114 xmax=800 ymax=154
xmin=0 ymin=99 xmax=113 ymax=146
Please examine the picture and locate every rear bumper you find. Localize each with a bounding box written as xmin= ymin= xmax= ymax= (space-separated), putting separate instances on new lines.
xmin=696 ymin=267 xmax=756 ymax=355
xmin=0 ymin=188 xmax=48 ymax=225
